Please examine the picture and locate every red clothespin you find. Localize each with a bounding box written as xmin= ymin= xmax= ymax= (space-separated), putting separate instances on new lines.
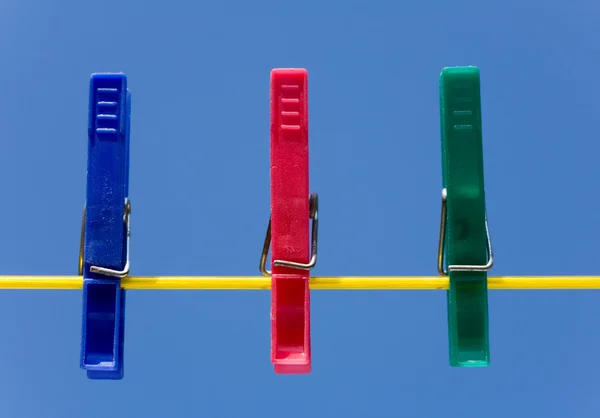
xmin=260 ymin=68 xmax=318 ymax=374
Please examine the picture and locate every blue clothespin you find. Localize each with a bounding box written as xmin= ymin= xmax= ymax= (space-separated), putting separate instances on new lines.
xmin=79 ymin=73 xmax=131 ymax=380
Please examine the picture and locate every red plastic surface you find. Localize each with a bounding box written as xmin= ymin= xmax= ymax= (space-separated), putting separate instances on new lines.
xmin=269 ymin=68 xmax=311 ymax=374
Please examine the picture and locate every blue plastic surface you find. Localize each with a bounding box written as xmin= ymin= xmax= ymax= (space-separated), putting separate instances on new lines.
xmin=80 ymin=73 xmax=131 ymax=380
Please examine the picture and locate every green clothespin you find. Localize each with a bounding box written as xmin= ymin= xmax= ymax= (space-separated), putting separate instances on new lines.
xmin=437 ymin=66 xmax=494 ymax=367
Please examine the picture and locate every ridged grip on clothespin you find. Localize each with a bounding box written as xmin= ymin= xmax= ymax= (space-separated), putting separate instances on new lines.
xmin=439 ymin=66 xmax=490 ymax=367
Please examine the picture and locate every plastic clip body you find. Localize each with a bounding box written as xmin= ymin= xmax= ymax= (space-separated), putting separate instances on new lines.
xmin=80 ymin=73 xmax=131 ymax=380
xmin=269 ymin=68 xmax=311 ymax=373
xmin=439 ymin=66 xmax=490 ymax=367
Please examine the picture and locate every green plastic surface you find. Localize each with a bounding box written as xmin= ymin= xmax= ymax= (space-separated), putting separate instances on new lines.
xmin=439 ymin=66 xmax=490 ymax=367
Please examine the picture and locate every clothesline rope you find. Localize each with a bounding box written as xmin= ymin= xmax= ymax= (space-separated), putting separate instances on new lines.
xmin=0 ymin=276 xmax=599 ymax=290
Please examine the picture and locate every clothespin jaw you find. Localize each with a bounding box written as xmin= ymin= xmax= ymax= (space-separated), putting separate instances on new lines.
xmin=438 ymin=66 xmax=493 ymax=367
xmin=80 ymin=73 xmax=131 ymax=380
xmin=259 ymin=68 xmax=318 ymax=374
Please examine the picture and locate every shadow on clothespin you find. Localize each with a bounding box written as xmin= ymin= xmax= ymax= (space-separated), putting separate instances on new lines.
xmin=437 ymin=66 xmax=494 ymax=367
xmin=259 ymin=68 xmax=319 ymax=374
xmin=78 ymin=73 xmax=131 ymax=379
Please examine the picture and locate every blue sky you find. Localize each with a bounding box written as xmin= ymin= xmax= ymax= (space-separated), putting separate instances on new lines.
xmin=0 ymin=0 xmax=599 ymax=417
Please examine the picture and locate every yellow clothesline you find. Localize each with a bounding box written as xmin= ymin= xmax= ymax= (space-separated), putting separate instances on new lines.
xmin=0 ymin=276 xmax=598 ymax=290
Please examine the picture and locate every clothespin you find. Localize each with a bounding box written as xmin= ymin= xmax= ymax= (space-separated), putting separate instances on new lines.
xmin=260 ymin=68 xmax=318 ymax=374
xmin=78 ymin=73 xmax=131 ymax=379
xmin=437 ymin=66 xmax=494 ymax=367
